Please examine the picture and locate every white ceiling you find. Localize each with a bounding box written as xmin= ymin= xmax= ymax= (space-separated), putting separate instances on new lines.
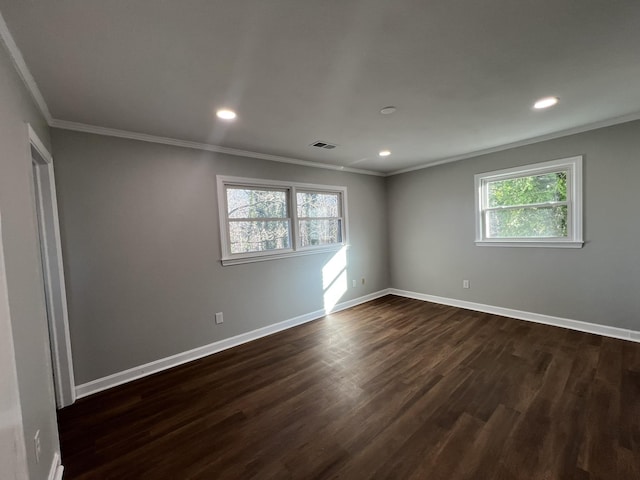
xmin=1 ymin=0 xmax=640 ymax=174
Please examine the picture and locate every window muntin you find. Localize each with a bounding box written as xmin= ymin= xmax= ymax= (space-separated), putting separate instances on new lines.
xmin=475 ymin=156 xmax=583 ymax=248
xmin=218 ymin=176 xmax=347 ymax=264
xmin=296 ymin=191 xmax=343 ymax=247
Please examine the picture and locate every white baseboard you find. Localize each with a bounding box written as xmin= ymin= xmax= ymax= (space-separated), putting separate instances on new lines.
xmin=389 ymin=288 xmax=640 ymax=343
xmin=75 ymin=287 xmax=637 ymax=399
xmin=48 ymin=452 xmax=63 ymax=480
xmin=75 ymin=289 xmax=391 ymax=399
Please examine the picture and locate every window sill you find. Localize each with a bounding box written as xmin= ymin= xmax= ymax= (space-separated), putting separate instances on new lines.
xmin=475 ymin=240 xmax=584 ymax=249
xmin=221 ymin=244 xmax=348 ymax=266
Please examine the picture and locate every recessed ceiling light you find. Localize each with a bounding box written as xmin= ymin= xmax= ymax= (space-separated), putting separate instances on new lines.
xmin=380 ymin=106 xmax=397 ymax=115
xmin=533 ymin=97 xmax=559 ymax=110
xmin=216 ymin=109 xmax=237 ymax=120
xmin=379 ymin=150 xmax=391 ymax=157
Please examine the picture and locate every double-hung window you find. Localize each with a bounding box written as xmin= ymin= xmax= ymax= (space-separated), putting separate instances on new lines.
xmin=218 ymin=176 xmax=347 ymax=264
xmin=474 ymin=156 xmax=583 ymax=248
xmin=296 ymin=190 xmax=343 ymax=247
xmin=225 ymin=186 xmax=291 ymax=254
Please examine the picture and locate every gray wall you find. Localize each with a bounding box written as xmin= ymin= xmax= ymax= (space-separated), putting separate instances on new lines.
xmin=51 ymin=129 xmax=389 ymax=385
xmin=0 ymin=41 xmax=60 ymax=479
xmin=388 ymin=120 xmax=640 ymax=331
xmin=50 ymin=106 xmax=640 ymax=398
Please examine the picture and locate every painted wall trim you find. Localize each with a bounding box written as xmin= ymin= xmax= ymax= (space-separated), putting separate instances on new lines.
xmin=49 ymin=119 xmax=384 ymax=177
xmin=2 ymin=7 xmax=640 ymax=179
xmin=48 ymin=452 xmax=64 ymax=480
xmin=29 ymin=124 xmax=76 ymax=408
xmin=0 ymin=12 xmax=383 ymax=178
xmin=0 ymin=10 xmax=52 ymax=123
xmin=389 ymin=288 xmax=640 ymax=343
xmin=75 ymin=289 xmax=391 ymax=399
xmin=387 ymin=111 xmax=640 ymax=176
xmin=27 ymin=124 xmax=53 ymax=163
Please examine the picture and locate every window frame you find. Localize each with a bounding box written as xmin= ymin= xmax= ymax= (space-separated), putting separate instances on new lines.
xmin=225 ymin=184 xmax=293 ymax=257
xmin=295 ymin=189 xmax=344 ymax=251
xmin=217 ymin=175 xmax=348 ymax=265
xmin=474 ymin=156 xmax=583 ymax=248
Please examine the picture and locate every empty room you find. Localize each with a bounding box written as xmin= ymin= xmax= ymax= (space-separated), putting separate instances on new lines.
xmin=1 ymin=1 xmax=639 ymax=479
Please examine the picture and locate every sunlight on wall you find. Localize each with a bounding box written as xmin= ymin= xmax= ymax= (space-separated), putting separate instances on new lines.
xmin=322 ymin=247 xmax=348 ymax=313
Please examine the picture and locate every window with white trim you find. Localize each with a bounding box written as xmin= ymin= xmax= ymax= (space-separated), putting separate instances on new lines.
xmin=217 ymin=176 xmax=347 ymax=265
xmin=474 ymin=156 xmax=583 ymax=248
xmin=296 ymin=190 xmax=343 ymax=247
xmin=226 ymin=186 xmax=291 ymax=254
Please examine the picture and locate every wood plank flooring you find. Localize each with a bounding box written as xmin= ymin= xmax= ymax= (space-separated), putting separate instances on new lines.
xmin=57 ymin=295 xmax=640 ymax=479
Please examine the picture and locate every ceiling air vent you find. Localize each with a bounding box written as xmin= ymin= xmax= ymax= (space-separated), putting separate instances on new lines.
xmin=310 ymin=141 xmax=338 ymax=150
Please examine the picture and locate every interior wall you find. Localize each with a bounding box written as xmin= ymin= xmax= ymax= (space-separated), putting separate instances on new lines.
xmin=51 ymin=129 xmax=389 ymax=385
xmin=0 ymin=214 xmax=29 ymax=480
xmin=387 ymin=120 xmax=640 ymax=331
xmin=0 ymin=40 xmax=60 ymax=479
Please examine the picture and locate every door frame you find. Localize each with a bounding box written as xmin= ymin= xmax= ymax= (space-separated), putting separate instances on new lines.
xmin=28 ymin=124 xmax=76 ymax=407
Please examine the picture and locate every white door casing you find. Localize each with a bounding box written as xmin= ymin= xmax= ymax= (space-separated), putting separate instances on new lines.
xmin=28 ymin=124 xmax=76 ymax=407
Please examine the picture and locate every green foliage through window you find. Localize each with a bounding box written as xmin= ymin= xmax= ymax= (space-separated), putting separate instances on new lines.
xmin=485 ymin=171 xmax=568 ymax=238
xmin=475 ymin=157 xmax=583 ymax=247
xmin=488 ymin=172 xmax=567 ymax=207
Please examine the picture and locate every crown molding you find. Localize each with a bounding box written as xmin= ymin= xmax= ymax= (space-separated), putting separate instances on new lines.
xmin=0 ymin=10 xmax=52 ymax=123
xmin=387 ymin=111 xmax=640 ymax=176
xmin=45 ymin=112 xmax=640 ymax=178
xmin=3 ymin=6 xmax=639 ymax=178
xmin=0 ymin=9 xmax=382 ymax=177
xmin=49 ymin=119 xmax=385 ymax=177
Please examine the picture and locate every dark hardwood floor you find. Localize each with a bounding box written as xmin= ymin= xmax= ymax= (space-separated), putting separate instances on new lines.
xmin=57 ymin=295 xmax=640 ymax=479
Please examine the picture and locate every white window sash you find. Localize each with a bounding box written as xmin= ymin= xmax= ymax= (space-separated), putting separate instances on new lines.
xmin=474 ymin=156 xmax=583 ymax=248
xmin=217 ymin=176 xmax=348 ymax=265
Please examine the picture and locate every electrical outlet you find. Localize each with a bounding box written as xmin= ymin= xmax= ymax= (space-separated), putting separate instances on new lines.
xmin=361 ymin=277 xmax=365 ymax=285
xmin=352 ymin=279 xmax=357 ymax=288
xmin=463 ymin=280 xmax=470 ymax=289
xmin=215 ymin=312 xmax=224 ymax=324
xmin=34 ymin=430 xmax=41 ymax=463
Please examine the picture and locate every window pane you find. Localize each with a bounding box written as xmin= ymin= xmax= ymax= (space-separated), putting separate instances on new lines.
xmin=488 ymin=171 xmax=567 ymax=208
xmin=487 ymin=205 xmax=568 ymax=238
xmin=298 ymin=219 xmax=342 ymax=247
xmin=227 ymin=188 xmax=287 ymax=219
xmin=296 ymin=192 xmax=339 ymax=217
xmin=229 ymin=220 xmax=290 ymax=253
